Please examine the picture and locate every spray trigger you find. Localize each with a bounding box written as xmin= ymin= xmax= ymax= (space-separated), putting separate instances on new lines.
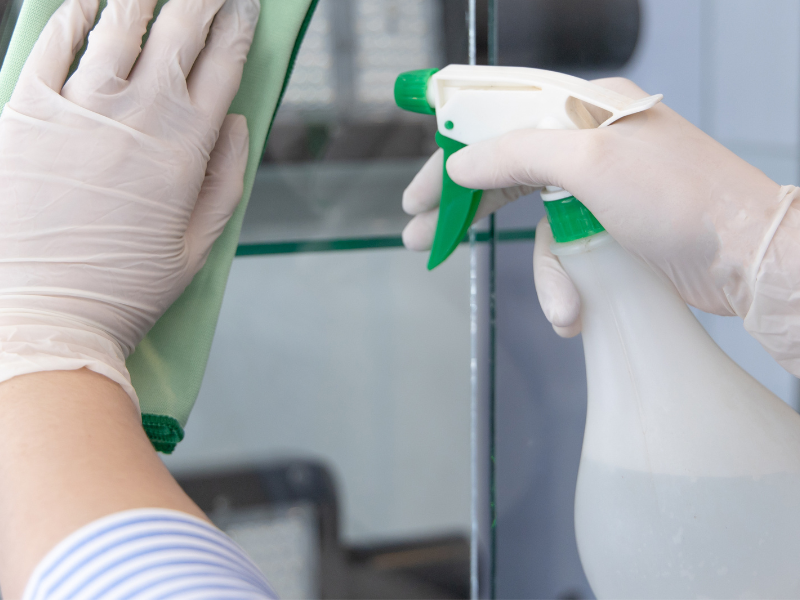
xmin=428 ymin=132 xmax=483 ymax=270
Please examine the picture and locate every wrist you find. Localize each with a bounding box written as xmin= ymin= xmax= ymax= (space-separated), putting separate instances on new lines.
xmin=743 ymin=192 xmax=800 ymax=376
xmin=714 ymin=183 xmax=794 ymax=318
xmin=0 ymin=310 xmax=137 ymax=408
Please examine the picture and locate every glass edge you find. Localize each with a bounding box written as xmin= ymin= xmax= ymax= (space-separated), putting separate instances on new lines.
xmin=234 ymin=229 xmax=535 ymax=257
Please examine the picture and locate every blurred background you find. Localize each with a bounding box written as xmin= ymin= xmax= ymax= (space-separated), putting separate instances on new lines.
xmin=3 ymin=0 xmax=799 ymax=598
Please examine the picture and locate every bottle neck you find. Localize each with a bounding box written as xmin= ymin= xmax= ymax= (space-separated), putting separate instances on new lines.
xmin=542 ymin=188 xmax=605 ymax=243
xmin=550 ymin=230 xmax=612 ymax=256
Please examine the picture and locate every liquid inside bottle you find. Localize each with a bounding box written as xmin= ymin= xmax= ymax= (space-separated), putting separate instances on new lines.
xmin=554 ymin=231 xmax=800 ymax=599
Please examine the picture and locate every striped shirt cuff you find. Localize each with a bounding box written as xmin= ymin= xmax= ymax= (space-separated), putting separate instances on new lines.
xmin=22 ymin=508 xmax=277 ymax=600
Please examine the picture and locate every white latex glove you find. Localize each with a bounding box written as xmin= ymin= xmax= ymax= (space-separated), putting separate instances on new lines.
xmin=444 ymin=77 xmax=783 ymax=318
xmin=0 ymin=0 xmax=259 ymax=405
xmin=433 ymin=77 xmax=800 ymax=377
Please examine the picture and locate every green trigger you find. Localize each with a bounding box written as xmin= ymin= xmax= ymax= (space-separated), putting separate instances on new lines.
xmin=428 ymin=132 xmax=483 ymax=270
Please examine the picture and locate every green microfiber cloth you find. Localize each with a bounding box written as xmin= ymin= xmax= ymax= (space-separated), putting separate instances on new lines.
xmin=0 ymin=0 xmax=318 ymax=452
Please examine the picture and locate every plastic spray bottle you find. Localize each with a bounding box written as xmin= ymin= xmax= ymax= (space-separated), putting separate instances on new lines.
xmin=395 ymin=65 xmax=800 ymax=598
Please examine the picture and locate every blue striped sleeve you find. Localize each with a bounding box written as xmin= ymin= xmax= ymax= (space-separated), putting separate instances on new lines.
xmin=22 ymin=508 xmax=278 ymax=600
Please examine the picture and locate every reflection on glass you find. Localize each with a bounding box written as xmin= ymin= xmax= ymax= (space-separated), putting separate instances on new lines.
xmin=241 ymin=0 xmax=444 ymax=250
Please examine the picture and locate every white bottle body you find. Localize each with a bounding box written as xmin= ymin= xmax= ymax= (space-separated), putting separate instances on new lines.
xmin=554 ymin=232 xmax=800 ymax=599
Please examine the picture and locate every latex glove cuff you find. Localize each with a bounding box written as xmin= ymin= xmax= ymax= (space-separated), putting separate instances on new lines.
xmin=717 ymin=185 xmax=800 ymax=319
xmin=0 ymin=311 xmax=137 ymax=407
xmin=743 ymin=185 xmax=800 ymax=377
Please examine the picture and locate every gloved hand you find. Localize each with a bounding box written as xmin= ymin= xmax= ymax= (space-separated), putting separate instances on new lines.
xmin=402 ymin=159 xmax=581 ymax=336
xmin=402 ymin=159 xmax=580 ymax=338
xmin=404 ymin=78 xmax=800 ymax=377
xmin=0 ymin=0 xmax=259 ymax=405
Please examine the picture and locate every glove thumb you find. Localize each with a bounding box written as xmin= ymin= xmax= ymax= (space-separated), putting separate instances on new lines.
xmin=185 ymin=114 xmax=249 ymax=275
xmin=533 ymin=218 xmax=582 ymax=338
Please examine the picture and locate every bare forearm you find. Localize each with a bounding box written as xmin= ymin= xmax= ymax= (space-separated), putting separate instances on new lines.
xmin=0 ymin=369 xmax=207 ymax=598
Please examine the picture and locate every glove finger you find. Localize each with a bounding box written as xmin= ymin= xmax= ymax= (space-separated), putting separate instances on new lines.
xmin=446 ymin=79 xmax=653 ymax=198
xmin=17 ymin=0 xmax=98 ymax=94
xmin=403 ymin=149 xmax=443 ymax=215
xmin=402 ymin=184 xmax=539 ymax=252
xmin=403 ymin=148 xmax=539 ymax=218
xmin=552 ymin=321 xmax=582 ymax=338
xmin=135 ymin=0 xmax=227 ymax=81
xmin=446 ymin=128 xmax=586 ymax=192
xmin=188 ymin=0 xmax=259 ymax=126
xmin=402 ymin=208 xmax=439 ymax=251
xmin=65 ymin=0 xmax=157 ymax=98
xmin=533 ymin=217 xmax=582 ymax=338
xmin=185 ymin=114 xmax=249 ymax=274
xmin=473 ymin=185 xmax=540 ymax=221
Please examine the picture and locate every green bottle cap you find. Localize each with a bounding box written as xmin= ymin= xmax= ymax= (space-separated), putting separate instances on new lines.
xmin=544 ymin=196 xmax=605 ymax=243
xmin=394 ymin=69 xmax=438 ymax=115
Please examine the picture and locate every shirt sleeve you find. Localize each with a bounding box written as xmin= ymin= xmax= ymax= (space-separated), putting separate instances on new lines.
xmin=22 ymin=508 xmax=278 ymax=600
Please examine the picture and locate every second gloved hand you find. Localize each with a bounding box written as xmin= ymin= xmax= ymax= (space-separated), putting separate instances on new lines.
xmin=445 ymin=77 xmax=785 ymax=323
xmin=443 ymin=78 xmax=800 ymax=376
xmin=0 ymin=0 xmax=259 ymax=403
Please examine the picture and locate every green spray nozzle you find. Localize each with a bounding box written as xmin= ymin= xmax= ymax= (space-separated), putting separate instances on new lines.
xmin=394 ymin=68 xmax=437 ymax=115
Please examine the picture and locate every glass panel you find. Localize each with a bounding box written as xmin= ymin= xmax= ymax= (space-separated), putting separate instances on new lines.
xmin=239 ymin=0 xmax=441 ymax=254
xmin=490 ymin=3 xmax=637 ymax=598
xmin=235 ymin=0 xmax=534 ymax=258
xmin=161 ymin=1 xmax=476 ymax=599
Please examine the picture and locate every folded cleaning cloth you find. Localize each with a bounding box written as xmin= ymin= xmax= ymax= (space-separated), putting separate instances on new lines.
xmin=0 ymin=0 xmax=318 ymax=452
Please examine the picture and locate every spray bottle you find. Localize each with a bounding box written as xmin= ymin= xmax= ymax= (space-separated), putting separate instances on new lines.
xmin=395 ymin=65 xmax=800 ymax=597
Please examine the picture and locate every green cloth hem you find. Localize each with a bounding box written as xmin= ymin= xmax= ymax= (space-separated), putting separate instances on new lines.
xmin=141 ymin=413 xmax=184 ymax=454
